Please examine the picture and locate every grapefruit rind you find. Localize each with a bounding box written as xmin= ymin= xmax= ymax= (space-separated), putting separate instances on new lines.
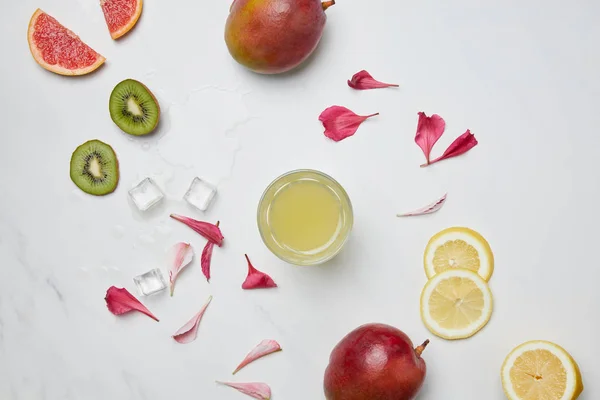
xmin=27 ymin=9 xmax=106 ymax=76
xmin=101 ymin=0 xmax=144 ymax=40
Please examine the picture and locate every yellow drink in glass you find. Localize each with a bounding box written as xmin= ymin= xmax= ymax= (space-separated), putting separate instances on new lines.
xmin=257 ymin=169 xmax=353 ymax=265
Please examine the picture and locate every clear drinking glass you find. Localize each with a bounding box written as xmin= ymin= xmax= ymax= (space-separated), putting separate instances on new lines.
xmin=257 ymin=169 xmax=353 ymax=266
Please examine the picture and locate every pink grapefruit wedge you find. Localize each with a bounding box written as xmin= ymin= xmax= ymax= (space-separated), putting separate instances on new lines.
xmin=27 ymin=9 xmax=105 ymax=76
xmin=100 ymin=0 xmax=143 ymax=40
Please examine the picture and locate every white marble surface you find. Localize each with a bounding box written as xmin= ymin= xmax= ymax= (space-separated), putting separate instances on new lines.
xmin=1 ymin=0 xmax=600 ymax=399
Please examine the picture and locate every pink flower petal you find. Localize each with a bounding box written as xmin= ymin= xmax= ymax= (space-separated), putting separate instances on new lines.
xmin=172 ymin=295 xmax=212 ymax=344
xmin=319 ymin=105 xmax=378 ymax=142
xmin=242 ymin=255 xmax=277 ymax=290
xmin=201 ymin=242 xmax=216 ymax=282
xmin=233 ymin=339 xmax=282 ymax=374
xmin=170 ymin=214 xmax=224 ymax=246
xmin=201 ymin=221 xmax=219 ymax=282
xmin=424 ymin=130 xmax=478 ymax=167
xmin=397 ymin=193 xmax=447 ymax=217
xmin=168 ymin=242 xmax=195 ymax=296
xmin=347 ymin=70 xmax=399 ymax=90
xmin=104 ymin=286 xmax=159 ymax=322
xmin=216 ymin=381 xmax=271 ymax=400
xmin=415 ymin=112 xmax=446 ymax=164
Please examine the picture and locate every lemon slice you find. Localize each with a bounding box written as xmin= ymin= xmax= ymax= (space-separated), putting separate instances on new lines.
xmin=501 ymin=340 xmax=584 ymax=400
xmin=424 ymin=227 xmax=494 ymax=281
xmin=420 ymin=268 xmax=493 ymax=340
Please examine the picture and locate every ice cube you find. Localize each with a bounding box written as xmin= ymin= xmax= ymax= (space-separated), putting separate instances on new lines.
xmin=129 ymin=178 xmax=164 ymax=211
xmin=133 ymin=268 xmax=167 ymax=296
xmin=183 ymin=177 xmax=217 ymax=212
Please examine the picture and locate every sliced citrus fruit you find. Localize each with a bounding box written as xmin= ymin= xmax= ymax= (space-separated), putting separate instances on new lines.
xmin=27 ymin=9 xmax=106 ymax=76
xmin=501 ymin=340 xmax=584 ymax=400
xmin=420 ymin=268 xmax=493 ymax=340
xmin=424 ymin=226 xmax=494 ymax=281
xmin=101 ymin=0 xmax=143 ymax=40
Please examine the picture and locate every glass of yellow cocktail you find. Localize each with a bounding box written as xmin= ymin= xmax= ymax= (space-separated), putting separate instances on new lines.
xmin=257 ymin=169 xmax=353 ymax=266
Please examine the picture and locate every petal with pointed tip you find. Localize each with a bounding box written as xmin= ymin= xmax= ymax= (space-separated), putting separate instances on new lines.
xmin=216 ymin=381 xmax=271 ymax=399
xmin=201 ymin=221 xmax=219 ymax=282
xmin=170 ymin=214 xmax=224 ymax=246
xmin=168 ymin=242 xmax=194 ymax=296
xmin=425 ymin=130 xmax=478 ymax=167
xmin=172 ymin=295 xmax=212 ymax=344
xmin=242 ymin=255 xmax=277 ymax=290
xmin=397 ymin=193 xmax=447 ymax=217
xmin=233 ymin=339 xmax=282 ymax=374
xmin=104 ymin=286 xmax=159 ymax=321
xmin=201 ymin=241 xmax=216 ymax=282
xmin=347 ymin=70 xmax=399 ymax=90
xmin=319 ymin=106 xmax=379 ymax=142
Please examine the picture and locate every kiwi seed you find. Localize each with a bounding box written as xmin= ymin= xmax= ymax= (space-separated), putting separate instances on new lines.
xmin=109 ymin=79 xmax=160 ymax=136
xmin=70 ymin=139 xmax=119 ymax=196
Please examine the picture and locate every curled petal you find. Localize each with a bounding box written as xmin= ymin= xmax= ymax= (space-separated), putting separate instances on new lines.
xmin=201 ymin=241 xmax=216 ymax=282
xmin=233 ymin=339 xmax=282 ymax=374
xmin=170 ymin=214 xmax=224 ymax=246
xmin=201 ymin=221 xmax=219 ymax=282
xmin=168 ymin=242 xmax=194 ymax=296
xmin=319 ymin=106 xmax=378 ymax=142
xmin=415 ymin=112 xmax=446 ymax=164
xmin=347 ymin=70 xmax=399 ymax=90
xmin=172 ymin=295 xmax=212 ymax=344
xmin=424 ymin=130 xmax=478 ymax=167
xmin=397 ymin=193 xmax=447 ymax=217
xmin=216 ymin=381 xmax=271 ymax=399
xmin=104 ymin=286 xmax=158 ymax=321
xmin=242 ymin=255 xmax=277 ymax=290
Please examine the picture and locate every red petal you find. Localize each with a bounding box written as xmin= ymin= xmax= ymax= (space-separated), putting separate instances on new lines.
xmin=170 ymin=214 xmax=224 ymax=246
xmin=425 ymin=130 xmax=478 ymax=167
xmin=201 ymin=241 xmax=216 ymax=282
xmin=242 ymin=255 xmax=277 ymax=290
xmin=233 ymin=339 xmax=282 ymax=374
xmin=200 ymin=221 xmax=219 ymax=282
xmin=415 ymin=112 xmax=446 ymax=164
xmin=172 ymin=295 xmax=212 ymax=344
xmin=319 ymin=106 xmax=378 ymax=142
xmin=216 ymin=381 xmax=271 ymax=399
xmin=104 ymin=286 xmax=159 ymax=322
xmin=347 ymin=70 xmax=399 ymax=90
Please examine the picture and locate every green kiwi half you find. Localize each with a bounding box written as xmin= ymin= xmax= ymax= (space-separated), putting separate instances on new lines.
xmin=109 ymin=79 xmax=160 ymax=136
xmin=70 ymin=139 xmax=119 ymax=196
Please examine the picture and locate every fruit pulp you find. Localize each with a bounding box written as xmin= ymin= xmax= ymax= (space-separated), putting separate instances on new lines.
xmin=510 ymin=349 xmax=567 ymax=397
xmin=420 ymin=269 xmax=493 ymax=340
xmin=258 ymin=170 xmax=353 ymax=265
xmin=28 ymin=9 xmax=106 ymax=76
xmin=501 ymin=340 xmax=584 ymax=400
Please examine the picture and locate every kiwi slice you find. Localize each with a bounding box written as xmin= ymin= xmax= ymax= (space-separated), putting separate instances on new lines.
xmin=70 ymin=139 xmax=119 ymax=196
xmin=109 ymin=79 xmax=160 ymax=136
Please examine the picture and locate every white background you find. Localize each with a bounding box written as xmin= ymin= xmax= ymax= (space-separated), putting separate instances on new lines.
xmin=1 ymin=0 xmax=599 ymax=399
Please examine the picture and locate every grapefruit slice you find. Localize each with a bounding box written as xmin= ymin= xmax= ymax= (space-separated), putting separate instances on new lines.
xmin=100 ymin=0 xmax=143 ymax=40
xmin=27 ymin=9 xmax=105 ymax=76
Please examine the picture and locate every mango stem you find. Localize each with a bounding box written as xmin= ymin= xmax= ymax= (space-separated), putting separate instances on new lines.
xmin=322 ymin=0 xmax=335 ymax=11
xmin=415 ymin=339 xmax=430 ymax=356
